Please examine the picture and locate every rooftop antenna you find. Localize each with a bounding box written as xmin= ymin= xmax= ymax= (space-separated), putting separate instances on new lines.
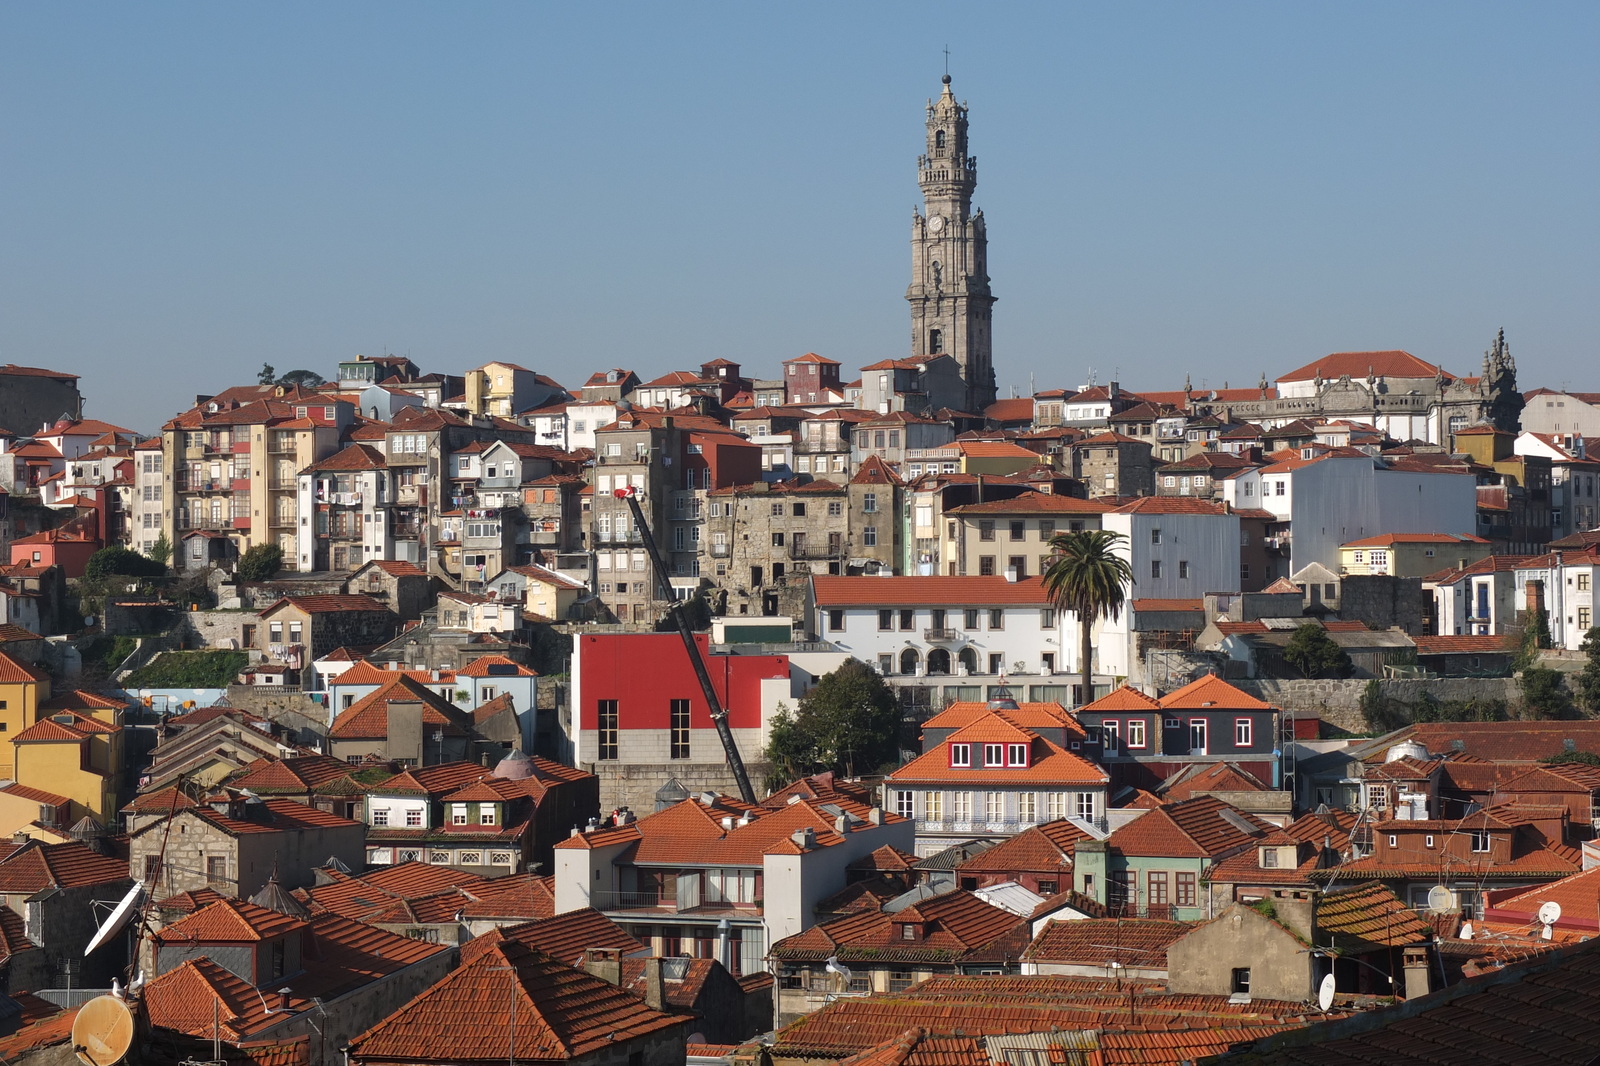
xmin=1539 ymin=900 xmax=1561 ymax=940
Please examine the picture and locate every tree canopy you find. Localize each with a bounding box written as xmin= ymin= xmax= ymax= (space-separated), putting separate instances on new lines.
xmin=764 ymin=658 xmax=901 ymax=784
xmin=1576 ymin=627 xmax=1600 ymax=713
xmin=1281 ymin=624 xmax=1352 ymax=679
xmin=84 ymin=545 xmax=166 ymax=580
xmin=236 ymin=544 xmax=282 ymax=582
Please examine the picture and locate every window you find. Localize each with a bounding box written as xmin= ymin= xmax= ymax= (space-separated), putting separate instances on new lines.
xmin=452 ymin=804 xmax=468 ymax=825
xmin=1102 ymin=720 xmax=1119 ymax=750
xmin=1048 ymin=793 xmax=1068 ymax=820
xmin=598 ymin=700 xmax=619 ymax=760
xmin=1040 ymin=608 xmax=1056 ymax=627
xmin=901 ymin=923 xmax=916 ymax=941
xmin=1178 ymin=561 xmax=1189 ymax=579
xmin=1126 ymin=719 xmax=1146 ymax=748
xmin=670 ymin=698 xmax=691 ymax=759
xmin=206 ymin=856 xmax=228 ymax=886
xmin=977 ymin=520 xmax=996 ymax=541
xmin=1008 ymin=743 xmax=1028 ymax=766
xmin=1261 ymin=848 xmax=1279 ymax=868
xmin=405 ymin=808 xmax=423 ymax=827
xmin=1471 ymin=830 xmax=1492 ymax=853
xmin=889 ymin=971 xmax=914 ymax=992
xmin=372 ymin=808 xmax=389 ymax=826
xmin=1580 ymin=573 xmax=1592 ymax=592
xmin=925 ymin=792 xmax=943 ymax=820
xmin=1176 ymin=872 xmax=1196 ymax=907
xmin=863 ymin=526 xmax=877 ymax=546
xmin=988 ymin=609 xmax=1004 ymax=629
xmin=950 ymin=744 xmax=971 ymax=767
xmin=827 ymin=500 xmax=842 ymax=516
xmin=1231 ymin=968 xmax=1251 ymax=994
xmin=771 ymin=532 xmax=785 ymax=547
xmin=1148 ymin=871 xmax=1168 ymax=905
xmin=480 ymin=808 xmax=497 ymax=825
xmin=1235 ymin=719 xmax=1252 ymax=746
xmin=1274 ymin=481 xmax=1285 ymax=496
xmin=951 ymin=791 xmax=972 ymax=821
xmin=895 ymin=791 xmax=914 ymax=818
xmin=828 ymin=609 xmax=845 ymax=631
xmin=1039 ymin=521 xmax=1055 ymax=537
xmin=1009 ymin=520 xmax=1025 ymax=541
xmin=1151 ymin=560 xmax=1163 ymax=579
xmin=1387 ymin=834 xmax=1398 ymax=848
xmin=1151 ymin=528 xmax=1162 ymax=544
xmin=983 ymin=743 xmax=1004 ymax=767
xmin=1017 ymin=791 xmax=1036 ymax=821
xmin=879 ymin=610 xmax=894 ymax=631
xmin=979 ymin=555 xmax=995 ymax=576
xmin=862 ymin=492 xmax=877 ymax=513
xmin=964 ymin=608 xmax=980 ymax=629
xmin=770 ymin=502 xmax=784 ymax=517
xmin=1425 ymin=835 xmax=1435 ymax=848
xmin=1008 ymin=556 xmax=1026 ymax=578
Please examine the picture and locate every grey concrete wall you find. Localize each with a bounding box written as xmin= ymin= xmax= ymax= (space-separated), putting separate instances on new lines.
xmin=1233 ymin=677 xmax=1522 ymax=734
xmin=1339 ymin=576 xmax=1425 ymax=635
xmin=1166 ymin=903 xmax=1312 ymax=1002
xmin=589 ymin=760 xmax=774 ymax=815
xmin=0 ymin=373 xmax=81 ymax=436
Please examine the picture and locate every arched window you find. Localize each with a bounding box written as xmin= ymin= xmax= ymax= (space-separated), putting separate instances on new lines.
xmin=900 ymin=648 xmax=921 ymax=676
xmin=958 ymin=648 xmax=979 ymax=675
xmin=934 ymin=129 xmax=946 ymax=151
xmin=927 ymin=649 xmax=952 ymax=675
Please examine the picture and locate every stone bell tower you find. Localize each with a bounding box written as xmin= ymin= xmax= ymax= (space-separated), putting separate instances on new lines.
xmin=907 ymin=74 xmax=997 ymax=411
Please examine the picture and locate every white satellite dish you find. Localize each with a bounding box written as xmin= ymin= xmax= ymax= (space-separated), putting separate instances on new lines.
xmin=1425 ymin=885 xmax=1452 ymax=913
xmin=1460 ymin=922 xmax=1474 ymax=940
xmin=1317 ymin=972 xmax=1336 ymax=1012
xmin=85 ymin=882 xmax=144 ymax=956
xmin=1539 ymin=900 xmax=1562 ymax=925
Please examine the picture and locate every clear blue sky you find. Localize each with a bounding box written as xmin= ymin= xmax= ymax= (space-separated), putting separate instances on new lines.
xmin=3 ymin=2 xmax=1596 ymax=432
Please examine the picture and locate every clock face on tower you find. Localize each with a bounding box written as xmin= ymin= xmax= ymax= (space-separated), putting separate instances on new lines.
xmin=927 ymin=214 xmax=945 ymax=234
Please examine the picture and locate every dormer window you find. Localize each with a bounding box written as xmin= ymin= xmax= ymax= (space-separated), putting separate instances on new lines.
xmin=480 ymin=808 xmax=496 ymax=826
xmin=1007 ymin=743 xmax=1028 ymax=767
xmin=983 ymin=744 xmax=1004 ymax=767
xmin=1260 ymin=847 xmax=1279 ymax=868
xmin=950 ymin=744 xmax=971 ymax=767
xmin=451 ymin=804 xmax=468 ymax=825
xmin=901 ymin=923 xmax=918 ymax=941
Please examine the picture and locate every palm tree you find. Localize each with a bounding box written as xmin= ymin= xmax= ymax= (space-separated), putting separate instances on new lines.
xmin=1042 ymin=529 xmax=1134 ymax=708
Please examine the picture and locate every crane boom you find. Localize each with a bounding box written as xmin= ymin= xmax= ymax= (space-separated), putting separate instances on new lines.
xmin=615 ymin=488 xmax=757 ymax=803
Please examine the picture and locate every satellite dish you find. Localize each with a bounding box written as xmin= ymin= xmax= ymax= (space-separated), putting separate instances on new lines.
xmin=85 ymin=882 xmax=144 ymax=956
xmin=82 ymin=616 xmax=97 ymax=628
xmin=1317 ymin=973 xmax=1336 ymax=1013
xmin=1539 ymin=901 xmax=1562 ymax=926
xmin=1426 ymin=885 xmax=1452 ymax=913
xmin=70 ymin=994 xmax=134 ymax=1066
xmin=1460 ymin=922 xmax=1474 ymax=940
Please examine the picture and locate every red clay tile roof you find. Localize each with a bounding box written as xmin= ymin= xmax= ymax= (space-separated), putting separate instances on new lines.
xmin=1081 ymin=685 xmax=1162 ymax=712
xmin=0 ymin=782 xmax=70 ymax=807
xmin=1158 ymin=673 xmax=1274 ymax=711
xmin=1023 ymin=917 xmax=1191 ymax=967
xmin=123 ymin=787 xmax=198 ymax=814
xmin=922 ymin=701 xmax=1082 ymax=734
xmin=157 ymin=887 xmax=228 ymax=914
xmin=0 ymin=1005 xmax=77 ymax=1061
xmin=1109 ymin=796 xmax=1273 ymax=859
xmin=0 ymin=650 xmax=49 ymax=684
xmin=851 ymin=454 xmax=905 ymax=486
xmin=1158 ymin=761 xmax=1270 ymax=800
xmin=1412 ymin=634 xmax=1517 ymax=655
xmin=347 ymin=939 xmax=685 ymax=1061
xmin=1111 ymin=497 xmax=1228 ymax=515
xmin=1365 ymin=722 xmax=1600 ymax=764
xmin=1315 ymin=883 xmax=1434 ymax=949
xmin=955 ymin=820 xmax=1088 ymax=874
xmin=0 ymin=840 xmax=130 ymax=892
xmin=229 ymin=754 xmax=354 ymax=793
xmin=328 ymin=674 xmax=470 ymax=740
xmin=464 ymin=908 xmax=642 ymax=968
xmin=1278 ymin=350 xmax=1452 ymax=383
xmin=813 ymin=575 xmax=1052 ymax=607
xmin=833 ymin=1029 xmax=990 ymax=1066
xmin=304 ymin=443 xmax=386 ymax=472
xmin=946 ymin=493 xmax=1111 ymax=515
xmin=773 ymin=889 xmax=1026 ymax=965
xmin=458 ymin=873 xmax=557 ymax=922
xmin=185 ymin=798 xmax=362 ymax=837
xmin=890 ymin=727 xmax=1107 ymax=788
xmin=154 ymin=898 xmax=308 ymax=944
xmin=1130 ymin=598 xmax=1205 ymax=613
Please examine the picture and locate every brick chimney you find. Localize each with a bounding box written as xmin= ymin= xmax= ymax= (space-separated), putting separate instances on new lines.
xmin=642 ymin=957 xmax=666 ymax=1012
xmin=583 ymin=947 xmax=622 ymax=986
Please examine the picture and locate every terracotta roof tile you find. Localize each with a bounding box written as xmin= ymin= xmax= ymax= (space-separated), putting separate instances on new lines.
xmin=464 ymin=907 xmax=641 ymax=968
xmin=347 ymin=939 xmax=685 ymax=1060
xmin=1108 ymin=796 xmax=1272 ymax=859
xmin=773 ymin=889 xmax=1026 ymax=965
xmin=0 ymin=840 xmax=130 ymax=892
xmin=1315 ymin=883 xmax=1434 ymax=949
xmin=1158 ymin=673 xmax=1274 ymax=711
xmin=328 ymin=675 xmax=470 ymax=740
xmin=154 ymin=898 xmax=309 ymax=944
xmin=0 ymin=650 xmax=49 ymax=684
xmin=954 ymin=820 xmax=1087 ymax=874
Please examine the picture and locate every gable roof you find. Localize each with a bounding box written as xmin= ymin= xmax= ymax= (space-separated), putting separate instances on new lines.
xmin=1022 ymin=917 xmax=1191 ymax=968
xmin=328 ymin=674 xmax=470 ymax=739
xmin=772 ymin=889 xmax=1026 ymax=965
xmin=346 ymin=939 xmax=684 ymax=1062
xmin=1108 ymin=796 xmax=1272 ymax=859
xmin=0 ymin=840 xmax=130 ymax=893
xmin=1158 ymin=673 xmax=1274 ymax=711
xmin=1278 ymin=350 xmax=1451 ymax=383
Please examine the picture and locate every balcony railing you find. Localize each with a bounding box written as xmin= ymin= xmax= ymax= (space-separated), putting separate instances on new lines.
xmin=923 ymin=627 xmax=959 ymax=642
xmin=589 ymin=889 xmax=759 ymax=914
xmin=789 ymin=542 xmax=842 ymax=560
xmin=708 ymin=544 xmax=730 ymax=557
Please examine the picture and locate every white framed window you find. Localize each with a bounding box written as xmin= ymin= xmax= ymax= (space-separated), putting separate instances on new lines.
xmin=925 ymin=792 xmax=943 ymax=821
xmin=950 ymin=743 xmax=971 ymax=767
xmin=1017 ymin=792 xmax=1036 ymax=822
xmin=985 ymin=792 xmax=1004 ymax=822
xmin=1075 ymin=792 xmax=1095 ymax=819
xmin=451 ymin=804 xmax=468 ymax=825
xmin=1235 ymin=718 xmax=1252 ymax=746
xmin=1126 ymin=719 xmax=1146 ymax=748
xmin=951 ymin=792 xmax=972 ymax=821
xmin=895 ymin=791 xmax=914 ymax=819
xmin=1047 ymin=792 xmax=1068 ymax=820
xmin=983 ymin=743 xmax=1004 ymax=767
xmin=1007 ymin=743 xmax=1028 ymax=766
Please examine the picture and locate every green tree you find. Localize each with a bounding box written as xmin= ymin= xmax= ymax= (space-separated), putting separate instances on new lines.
xmin=1575 ymin=627 xmax=1600 ymax=713
xmin=1541 ymin=749 xmax=1600 ymax=766
xmin=1514 ymin=606 xmax=1553 ymax=672
xmin=1281 ymin=624 xmax=1353 ymax=679
xmin=236 ymin=544 xmax=282 ymax=582
xmin=257 ymin=363 xmax=277 ymax=385
xmin=147 ymin=531 xmax=172 ymax=569
xmin=276 ymin=369 xmax=326 ymax=389
xmin=1042 ymin=529 xmax=1134 ymax=707
xmin=84 ymin=545 xmax=165 ymax=580
xmin=1519 ymin=665 xmax=1573 ymax=720
xmin=763 ymin=659 xmax=900 ymax=782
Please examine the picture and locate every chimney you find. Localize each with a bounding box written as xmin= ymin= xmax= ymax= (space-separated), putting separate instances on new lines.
xmin=1401 ymin=946 xmax=1432 ymax=999
xmin=790 ymin=827 xmax=815 ymax=849
xmin=276 ymin=987 xmax=292 ymax=1012
xmin=642 ymin=957 xmax=666 ymax=1012
xmin=868 ymin=806 xmax=883 ymax=825
xmin=834 ymin=814 xmax=849 ymax=834
xmin=584 ymin=947 xmax=622 ymax=986
xmin=1526 ymin=579 xmax=1546 ymax=617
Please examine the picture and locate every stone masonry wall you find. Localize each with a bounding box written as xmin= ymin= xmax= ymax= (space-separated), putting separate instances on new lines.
xmin=1233 ymin=677 xmax=1522 ymax=734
